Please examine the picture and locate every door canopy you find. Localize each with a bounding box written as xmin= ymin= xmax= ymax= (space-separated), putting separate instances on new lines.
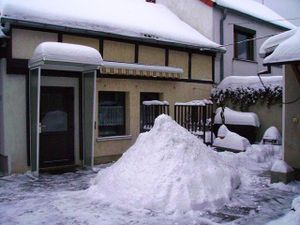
xmin=29 ymin=42 xmax=103 ymax=71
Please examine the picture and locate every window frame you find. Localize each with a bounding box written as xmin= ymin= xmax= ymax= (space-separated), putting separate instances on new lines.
xmin=234 ymin=25 xmax=256 ymax=61
xmin=98 ymin=91 xmax=126 ymax=137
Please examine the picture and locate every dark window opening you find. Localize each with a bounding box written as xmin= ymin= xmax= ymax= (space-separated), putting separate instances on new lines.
xmin=98 ymin=91 xmax=126 ymax=137
xmin=234 ymin=26 xmax=255 ymax=61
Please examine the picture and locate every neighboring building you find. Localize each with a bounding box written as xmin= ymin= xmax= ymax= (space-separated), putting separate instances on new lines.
xmin=0 ymin=0 xmax=224 ymax=174
xmin=156 ymin=0 xmax=296 ymax=82
xmin=260 ymin=27 xmax=300 ymax=180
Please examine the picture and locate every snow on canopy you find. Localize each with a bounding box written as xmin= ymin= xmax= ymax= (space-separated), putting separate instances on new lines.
xmin=262 ymin=27 xmax=300 ymax=65
xmin=88 ymin=115 xmax=240 ymax=212
xmin=215 ymin=0 xmax=296 ymax=30
xmin=214 ymin=76 xmax=282 ymax=91
xmin=0 ymin=0 xmax=223 ymax=51
xmin=29 ymin=42 xmax=103 ymax=67
xmin=214 ymin=107 xmax=260 ymax=127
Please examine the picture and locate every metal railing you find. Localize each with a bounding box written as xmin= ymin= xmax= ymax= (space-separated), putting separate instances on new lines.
xmin=174 ymin=100 xmax=214 ymax=145
xmin=141 ymin=101 xmax=169 ymax=132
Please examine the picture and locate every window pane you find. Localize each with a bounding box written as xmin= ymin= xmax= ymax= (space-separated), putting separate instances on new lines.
xmin=99 ymin=92 xmax=125 ymax=137
xmin=237 ymin=33 xmax=248 ymax=60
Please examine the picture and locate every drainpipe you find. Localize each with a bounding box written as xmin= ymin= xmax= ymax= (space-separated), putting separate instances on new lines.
xmin=220 ymin=8 xmax=227 ymax=81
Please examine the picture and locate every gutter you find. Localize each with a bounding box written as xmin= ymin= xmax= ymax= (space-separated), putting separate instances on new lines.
xmin=0 ymin=17 xmax=225 ymax=54
xmin=220 ymin=8 xmax=227 ymax=81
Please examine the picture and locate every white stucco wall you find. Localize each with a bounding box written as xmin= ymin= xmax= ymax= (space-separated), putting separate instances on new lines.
xmin=213 ymin=9 xmax=285 ymax=81
xmin=156 ymin=0 xmax=214 ymax=39
xmin=2 ymin=64 xmax=28 ymax=173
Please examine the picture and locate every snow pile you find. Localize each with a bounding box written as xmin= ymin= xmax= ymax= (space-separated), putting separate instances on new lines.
xmin=29 ymin=42 xmax=103 ymax=67
xmin=213 ymin=125 xmax=251 ymax=152
xmin=215 ymin=0 xmax=295 ymax=29
xmin=263 ymin=27 xmax=300 ymax=65
xmin=271 ymin=160 xmax=294 ymax=173
xmin=267 ymin=195 xmax=300 ymax=225
xmin=175 ymin=99 xmax=213 ymax=106
xmin=87 ymin=115 xmax=240 ymax=213
xmin=0 ymin=0 xmax=223 ymax=51
xmin=262 ymin=126 xmax=281 ymax=144
xmin=214 ymin=107 xmax=260 ymax=127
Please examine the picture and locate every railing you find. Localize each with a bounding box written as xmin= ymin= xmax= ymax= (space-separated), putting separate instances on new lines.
xmin=174 ymin=100 xmax=214 ymax=145
xmin=141 ymin=100 xmax=169 ymax=132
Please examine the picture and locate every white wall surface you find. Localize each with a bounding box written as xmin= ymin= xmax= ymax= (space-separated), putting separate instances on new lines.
xmin=156 ymin=0 xmax=214 ymax=39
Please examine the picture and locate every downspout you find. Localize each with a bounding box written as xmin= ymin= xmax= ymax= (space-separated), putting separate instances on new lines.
xmin=220 ymin=8 xmax=227 ymax=81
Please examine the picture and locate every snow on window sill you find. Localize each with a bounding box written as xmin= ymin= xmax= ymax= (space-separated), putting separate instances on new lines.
xmin=96 ymin=135 xmax=132 ymax=142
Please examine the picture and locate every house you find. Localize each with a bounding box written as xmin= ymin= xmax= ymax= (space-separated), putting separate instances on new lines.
xmin=260 ymin=27 xmax=300 ymax=180
xmin=155 ymin=0 xmax=295 ymax=140
xmin=156 ymin=0 xmax=296 ymax=81
xmin=0 ymin=0 xmax=224 ymax=175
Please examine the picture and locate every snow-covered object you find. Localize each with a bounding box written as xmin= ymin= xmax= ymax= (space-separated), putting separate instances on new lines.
xmin=271 ymin=160 xmax=294 ymax=173
xmin=101 ymin=61 xmax=183 ymax=74
xmin=259 ymin=29 xmax=297 ymax=58
xmin=29 ymin=42 xmax=102 ymax=67
xmin=217 ymin=124 xmax=228 ymax=138
xmin=0 ymin=0 xmax=223 ymax=51
xmin=262 ymin=126 xmax=282 ymax=144
xmin=214 ymin=125 xmax=251 ymax=152
xmin=214 ymin=107 xmax=260 ymax=127
xmin=215 ymin=0 xmax=295 ymax=30
xmin=88 ymin=115 xmax=240 ymax=213
xmin=214 ymin=76 xmax=282 ymax=92
xmin=142 ymin=100 xmax=169 ymax=106
xmin=263 ymin=27 xmax=300 ymax=65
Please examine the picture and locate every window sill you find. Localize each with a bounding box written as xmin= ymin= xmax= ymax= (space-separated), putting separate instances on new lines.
xmin=96 ymin=135 xmax=132 ymax=142
xmin=233 ymin=58 xmax=257 ymax=64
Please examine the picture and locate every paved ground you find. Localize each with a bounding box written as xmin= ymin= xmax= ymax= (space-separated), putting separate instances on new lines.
xmin=0 ymin=163 xmax=299 ymax=225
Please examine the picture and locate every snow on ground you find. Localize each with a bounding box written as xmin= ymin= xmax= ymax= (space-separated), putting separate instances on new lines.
xmin=0 ymin=116 xmax=300 ymax=225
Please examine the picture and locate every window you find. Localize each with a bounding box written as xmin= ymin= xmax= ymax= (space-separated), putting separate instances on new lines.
xmin=98 ymin=92 xmax=126 ymax=137
xmin=234 ymin=26 xmax=255 ymax=61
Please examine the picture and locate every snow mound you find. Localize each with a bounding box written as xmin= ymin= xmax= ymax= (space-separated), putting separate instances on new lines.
xmin=213 ymin=125 xmax=251 ymax=152
xmin=214 ymin=107 xmax=260 ymax=127
xmin=271 ymin=160 xmax=294 ymax=173
xmin=262 ymin=126 xmax=282 ymax=144
xmin=88 ymin=115 xmax=240 ymax=213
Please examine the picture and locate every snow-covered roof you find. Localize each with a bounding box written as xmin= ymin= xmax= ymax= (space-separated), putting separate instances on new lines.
xmin=214 ymin=0 xmax=296 ymax=30
xmin=0 ymin=0 xmax=223 ymax=52
xmin=261 ymin=27 xmax=300 ymax=65
xmin=215 ymin=75 xmax=282 ymax=91
xmin=29 ymin=42 xmax=102 ymax=68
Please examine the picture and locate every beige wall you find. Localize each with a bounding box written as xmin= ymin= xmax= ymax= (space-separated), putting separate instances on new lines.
xmin=12 ymin=28 xmax=58 ymax=59
xmin=103 ymin=40 xmax=135 ymax=63
xmin=62 ymin=34 xmax=99 ymax=50
xmin=284 ymin=64 xmax=300 ymax=169
xmin=139 ymin=45 xmax=165 ymax=66
xmin=191 ymin=54 xmax=212 ymax=81
xmin=169 ymin=50 xmax=189 ymax=79
xmin=94 ymin=78 xmax=212 ymax=160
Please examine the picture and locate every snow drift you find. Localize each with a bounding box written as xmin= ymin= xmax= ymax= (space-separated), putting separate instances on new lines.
xmin=88 ymin=115 xmax=240 ymax=213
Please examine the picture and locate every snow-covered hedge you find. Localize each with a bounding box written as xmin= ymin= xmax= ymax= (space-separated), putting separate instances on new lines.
xmin=211 ymin=76 xmax=282 ymax=110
